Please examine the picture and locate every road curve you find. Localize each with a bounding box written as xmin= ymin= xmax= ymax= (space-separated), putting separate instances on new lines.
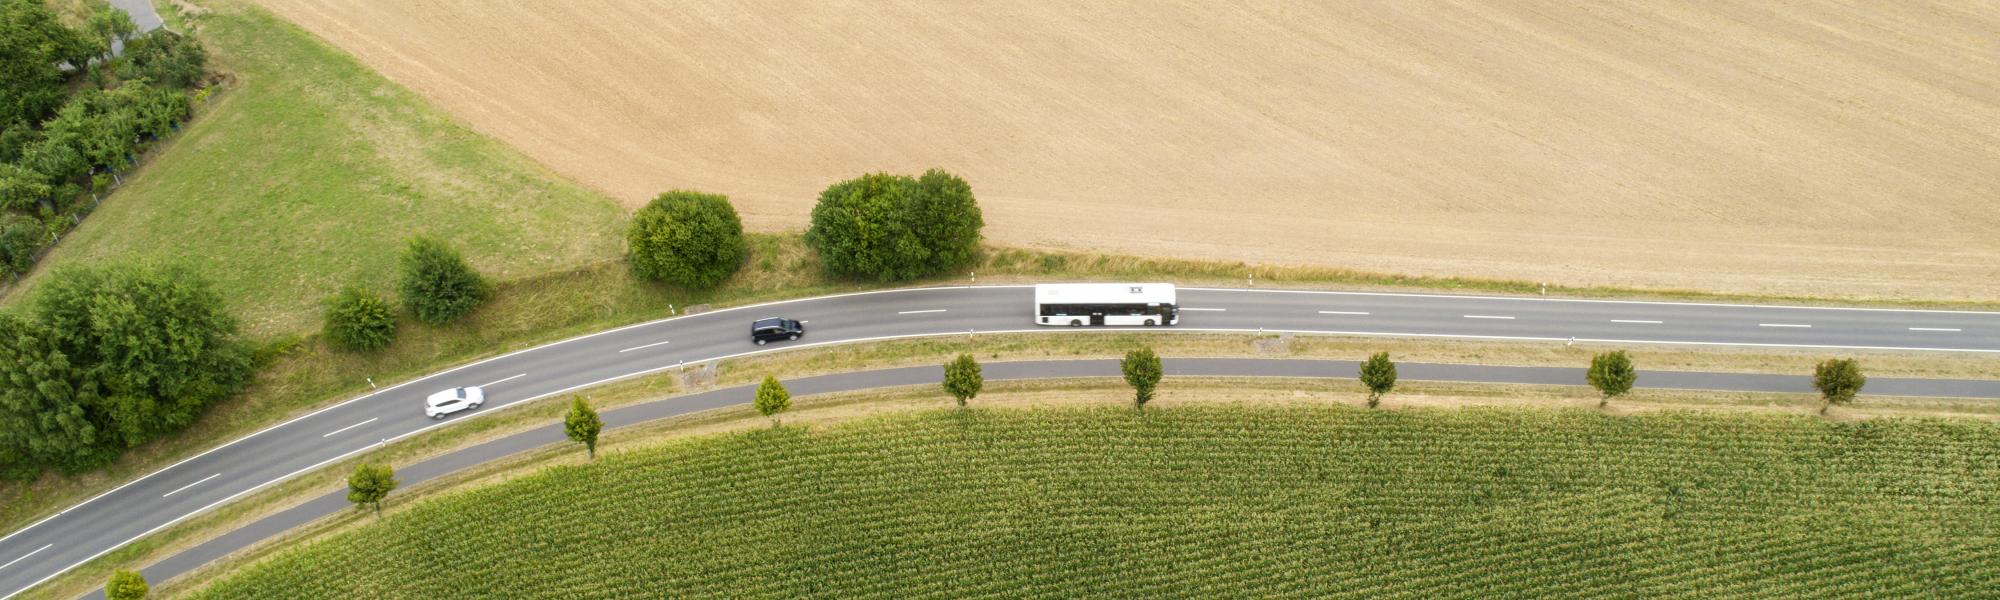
xmin=6 ymin=285 xmax=2000 ymax=598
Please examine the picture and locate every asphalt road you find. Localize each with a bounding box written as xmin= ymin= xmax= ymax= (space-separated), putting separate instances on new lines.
xmin=6 ymin=285 xmax=1999 ymax=598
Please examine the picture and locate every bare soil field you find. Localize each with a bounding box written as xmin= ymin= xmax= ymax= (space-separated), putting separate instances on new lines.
xmin=253 ymin=0 xmax=2000 ymax=301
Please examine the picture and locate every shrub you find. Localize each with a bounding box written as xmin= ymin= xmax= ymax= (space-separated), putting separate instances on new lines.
xmin=805 ymin=169 xmax=983 ymax=281
xmin=627 ymin=190 xmax=745 ymax=289
xmin=398 ymin=236 xmax=490 ymax=325
xmin=321 ymin=286 xmax=396 ymax=351
xmin=106 ymin=569 xmax=148 ymax=600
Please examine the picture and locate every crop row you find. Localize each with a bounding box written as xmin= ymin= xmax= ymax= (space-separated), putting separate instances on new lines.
xmin=188 ymin=406 xmax=2000 ymax=599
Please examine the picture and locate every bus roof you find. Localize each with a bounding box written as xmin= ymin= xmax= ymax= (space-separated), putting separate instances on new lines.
xmin=1033 ymin=283 xmax=1177 ymax=305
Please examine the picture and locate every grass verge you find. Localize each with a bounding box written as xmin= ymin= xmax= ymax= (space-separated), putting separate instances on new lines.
xmin=171 ymin=388 xmax=2000 ymax=599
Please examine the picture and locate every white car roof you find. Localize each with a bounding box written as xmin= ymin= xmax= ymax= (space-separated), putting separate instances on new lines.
xmin=426 ymin=387 xmax=467 ymax=405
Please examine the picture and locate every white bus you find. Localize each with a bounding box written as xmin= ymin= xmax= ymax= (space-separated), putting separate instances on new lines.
xmin=1034 ymin=283 xmax=1179 ymax=327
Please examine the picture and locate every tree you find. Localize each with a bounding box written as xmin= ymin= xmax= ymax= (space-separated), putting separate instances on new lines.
xmin=347 ymin=462 xmax=398 ymax=516
xmin=626 ymin=190 xmax=745 ymax=289
xmin=0 ymin=312 xmax=110 ymax=473
xmin=28 ymin=264 xmax=251 ymax=451
xmin=941 ymin=353 xmax=982 ymax=408
xmin=906 ymin=169 xmax=984 ymax=272
xmin=804 ymin=169 xmax=984 ymax=281
xmin=1586 ymin=350 xmax=1637 ymax=408
xmin=754 ymin=375 xmax=790 ymax=424
xmin=1121 ymin=347 xmax=1163 ymax=410
xmin=398 ymin=236 xmax=490 ymax=325
xmin=1813 ymin=358 xmax=1866 ymax=415
xmin=564 ymin=396 xmax=602 ymax=459
xmin=106 ymin=569 xmax=147 ymax=600
xmin=322 ymin=286 xmax=396 ymax=351
xmin=86 ymin=6 xmax=136 ymax=63
xmin=1359 ymin=351 xmax=1396 ymax=409
xmin=0 ymin=213 xmax=41 ymax=276
xmin=0 ymin=0 xmax=97 ymax=127
xmin=0 ymin=162 xmax=50 ymax=212
xmin=116 ymin=30 xmax=206 ymax=90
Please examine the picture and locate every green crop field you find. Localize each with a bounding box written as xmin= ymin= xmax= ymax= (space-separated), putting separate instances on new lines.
xmin=187 ymin=405 xmax=2000 ymax=599
xmin=2 ymin=0 xmax=628 ymax=335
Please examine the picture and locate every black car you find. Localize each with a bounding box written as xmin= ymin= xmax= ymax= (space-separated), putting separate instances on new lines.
xmin=750 ymin=317 xmax=804 ymax=345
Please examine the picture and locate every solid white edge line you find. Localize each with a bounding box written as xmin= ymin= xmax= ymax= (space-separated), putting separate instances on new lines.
xmin=1180 ymin=286 xmax=2000 ymax=315
xmin=616 ymin=340 xmax=672 ymax=353
xmin=897 ymin=309 xmax=947 ymax=315
xmin=1611 ymin=320 xmax=1663 ymax=324
xmin=1758 ymin=323 xmax=1811 ymax=328
xmin=1318 ymin=311 xmax=1369 ymax=315
xmin=0 ymin=545 xmax=49 ymax=572
xmin=321 ymin=418 xmax=379 ymax=439
xmin=1181 ymin=307 xmax=1226 ymax=312
xmin=160 ymin=474 xmax=220 ymax=499
xmin=477 ymin=373 xmax=527 ymax=388
xmin=1463 ymin=315 xmax=1514 ymax=320
xmin=0 ymin=284 xmax=1027 ymax=554
xmin=14 ymin=322 xmax=2000 ymax=598
xmin=1910 ymin=327 xmax=1962 ymax=332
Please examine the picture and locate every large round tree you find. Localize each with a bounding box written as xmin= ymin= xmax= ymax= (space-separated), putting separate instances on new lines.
xmin=805 ymin=169 xmax=983 ymax=281
xmin=627 ymin=190 xmax=745 ymax=289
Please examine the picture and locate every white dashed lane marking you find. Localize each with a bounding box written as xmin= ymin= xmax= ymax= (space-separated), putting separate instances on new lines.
xmin=321 ymin=418 xmax=378 ymax=438
xmin=1318 ymin=310 xmax=1369 ymax=315
xmin=897 ymin=309 xmax=947 ymax=315
xmin=1611 ymin=319 xmax=1662 ymax=324
xmin=0 ymin=545 xmax=50 ymax=571
xmin=478 ymin=373 xmax=526 ymax=387
xmin=617 ymin=340 xmax=672 ymax=353
xmin=1464 ymin=315 xmax=1514 ymax=320
xmin=1909 ymin=327 xmax=1962 ymax=332
xmin=1759 ymin=323 xmax=1811 ymax=328
xmin=162 ymin=474 xmax=221 ymax=498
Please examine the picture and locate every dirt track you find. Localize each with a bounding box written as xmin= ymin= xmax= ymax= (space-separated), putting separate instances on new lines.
xmin=254 ymin=0 xmax=2000 ymax=301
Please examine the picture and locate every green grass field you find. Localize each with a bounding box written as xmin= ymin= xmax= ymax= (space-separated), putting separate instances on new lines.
xmin=2 ymin=0 xmax=628 ymax=335
xmin=186 ymin=405 xmax=2000 ymax=599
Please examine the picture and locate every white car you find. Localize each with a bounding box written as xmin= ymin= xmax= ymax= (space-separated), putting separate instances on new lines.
xmin=425 ymin=386 xmax=484 ymax=419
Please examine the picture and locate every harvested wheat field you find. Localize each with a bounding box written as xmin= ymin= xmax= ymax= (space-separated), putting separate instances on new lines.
xmin=255 ymin=0 xmax=2000 ymax=301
